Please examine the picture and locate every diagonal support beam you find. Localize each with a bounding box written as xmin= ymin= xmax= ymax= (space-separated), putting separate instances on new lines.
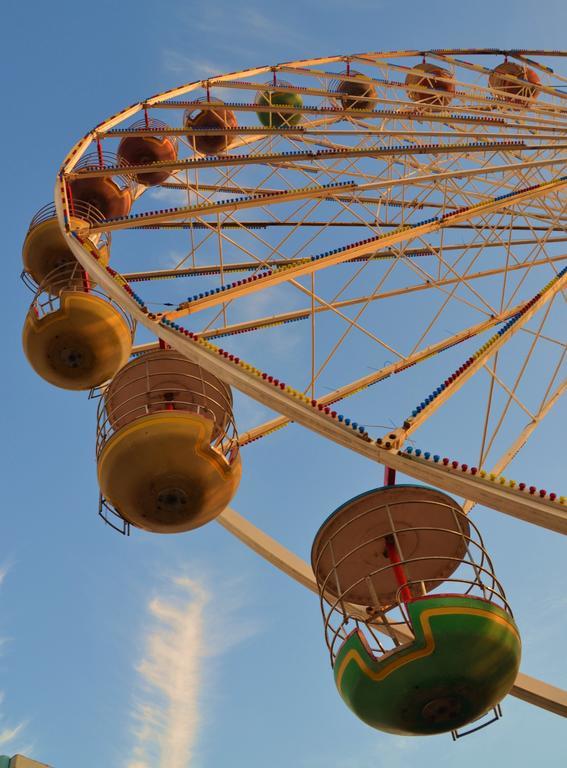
xmin=239 ymin=303 xmax=527 ymax=444
xmin=217 ymin=507 xmax=567 ymax=717
xmin=387 ymin=269 xmax=567 ymax=446
xmin=462 ymin=379 xmax=567 ymax=514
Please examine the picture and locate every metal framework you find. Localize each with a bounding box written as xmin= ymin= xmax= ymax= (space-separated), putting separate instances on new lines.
xmin=51 ymin=49 xmax=566 ymax=718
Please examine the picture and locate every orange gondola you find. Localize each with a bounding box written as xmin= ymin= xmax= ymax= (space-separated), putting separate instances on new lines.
xmin=68 ymin=151 xmax=133 ymax=220
xmin=405 ymin=63 xmax=455 ymax=107
xmin=332 ymin=70 xmax=377 ymax=112
xmin=489 ymin=61 xmax=541 ymax=105
xmin=184 ymin=101 xmax=238 ymax=155
xmin=117 ymin=118 xmax=178 ymax=185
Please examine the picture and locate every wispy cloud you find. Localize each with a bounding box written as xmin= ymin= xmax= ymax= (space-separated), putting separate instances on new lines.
xmin=0 ymin=722 xmax=26 ymax=747
xmin=146 ymin=187 xmax=188 ymax=207
xmin=125 ymin=573 xmax=257 ymax=768
xmin=125 ymin=577 xmax=208 ymax=768
xmin=162 ymin=50 xmax=225 ymax=79
xmin=164 ymin=4 xmax=310 ymax=82
xmin=189 ymin=6 xmax=303 ymax=44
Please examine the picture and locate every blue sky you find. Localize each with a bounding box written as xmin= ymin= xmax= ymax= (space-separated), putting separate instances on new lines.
xmin=1 ymin=1 xmax=566 ymax=767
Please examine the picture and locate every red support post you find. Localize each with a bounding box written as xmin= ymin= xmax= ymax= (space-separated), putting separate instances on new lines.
xmin=384 ymin=466 xmax=396 ymax=486
xmin=97 ymin=138 xmax=104 ymax=168
xmin=66 ymin=181 xmax=75 ymax=216
xmin=385 ymin=535 xmax=412 ymax=603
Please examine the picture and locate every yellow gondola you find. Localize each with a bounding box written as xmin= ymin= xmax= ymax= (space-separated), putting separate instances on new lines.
xmin=22 ymin=263 xmax=133 ymax=390
xmin=97 ymin=350 xmax=241 ymax=533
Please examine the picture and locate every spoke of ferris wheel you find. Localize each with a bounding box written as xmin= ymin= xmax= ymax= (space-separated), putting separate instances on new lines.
xmin=165 ymin=167 xmax=553 ymax=218
xmin=237 ymin=301 xmax=527 ymax=446
xmin=507 ymin=198 xmax=567 ymax=302
xmin=305 ymin=253 xmax=405 ymax=391
xmin=203 ymin=160 xmax=492 ymax=332
xmin=477 ymin=212 xmax=531 ymax=470
xmin=383 ymin=270 xmax=567 ymax=448
xmin=156 ymin=176 xmax=567 ymax=321
xmin=195 ymin=135 xmax=397 ymax=270
xmin=431 ymin=204 xmax=563 ymax=308
xmin=308 ymin=183 xmax=517 ymax=387
xmin=160 ymin=176 xmax=559 ymax=213
xmin=177 ymin=144 xmax=364 ymax=273
xmin=196 ymin=201 xmax=405 ymax=355
xmin=476 ymin=338 xmax=566 ymax=502
xmin=70 ymin=140 xmax=562 ymax=183
xmin=102 ymin=126 xmax=566 ymax=142
xmin=403 ymin=162 xmax=566 ymax=229
xmin=462 ymin=376 xmax=567 ymax=516
xmin=212 ymin=73 xmax=567 ymax=121
xmin=481 ymin=362 xmax=536 ymax=420
xmin=84 ymin=158 xmax=567 ymax=235
xmin=394 ymin=139 xmax=566 ymax=220
xmin=507 ymin=149 xmax=567 ymax=214
xmin=216 ymin=506 xmax=567 ymax=716
xmin=424 ymin=195 xmax=564 ymax=304
xmin=132 ymin=218 xmax=564 ymax=233
xmin=147 ymin=98 xmax=567 ymax=134
xmin=322 ymin=217 xmax=561 ymax=381
xmin=477 ymin=298 xmax=561 ymax=468
xmin=123 ymin=238 xmax=567 ymax=283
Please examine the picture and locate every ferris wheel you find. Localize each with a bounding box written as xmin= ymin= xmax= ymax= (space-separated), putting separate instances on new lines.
xmin=21 ymin=49 xmax=567 ymax=738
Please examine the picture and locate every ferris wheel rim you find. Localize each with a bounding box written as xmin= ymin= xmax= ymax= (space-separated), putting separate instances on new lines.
xmin=59 ymin=48 xmax=567 ymax=173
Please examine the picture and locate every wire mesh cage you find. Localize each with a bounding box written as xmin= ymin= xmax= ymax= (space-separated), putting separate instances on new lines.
xmin=311 ymin=485 xmax=513 ymax=667
xmin=26 ymin=261 xmax=135 ymax=331
xmin=96 ymin=349 xmax=240 ymax=466
xmin=329 ymin=69 xmax=378 ymax=112
xmin=21 ymin=201 xmax=110 ymax=292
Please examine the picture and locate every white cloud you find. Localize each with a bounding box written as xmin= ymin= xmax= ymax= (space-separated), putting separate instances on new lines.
xmin=162 ymin=51 xmax=225 ymax=79
xmin=0 ymin=723 xmax=25 ymax=746
xmin=124 ymin=573 xmax=257 ymax=768
xmin=147 ymin=187 xmax=188 ymax=206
